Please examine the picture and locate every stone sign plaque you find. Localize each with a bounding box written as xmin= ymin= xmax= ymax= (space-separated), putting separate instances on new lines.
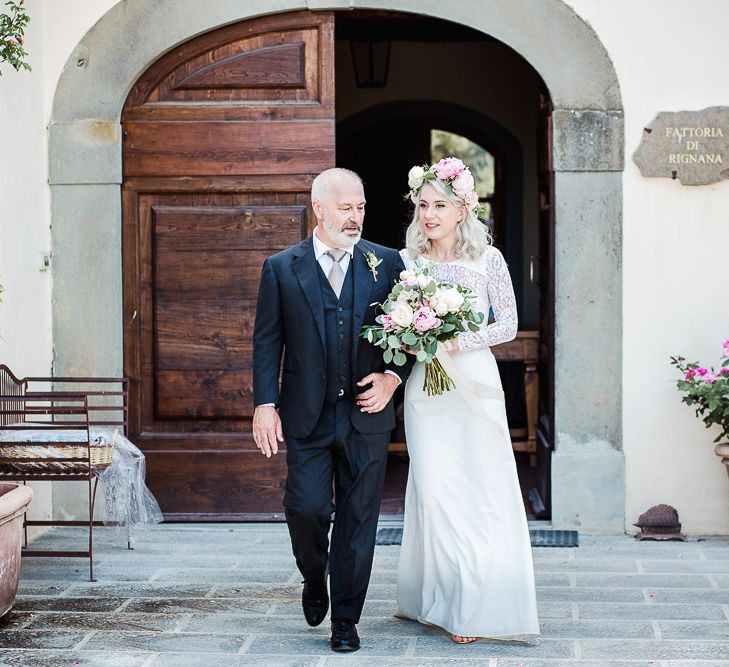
xmin=633 ymin=106 xmax=729 ymax=185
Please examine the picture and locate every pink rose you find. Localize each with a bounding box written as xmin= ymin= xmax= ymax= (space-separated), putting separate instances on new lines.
xmin=703 ymin=373 xmax=718 ymax=384
xmin=451 ymin=170 xmax=475 ymax=198
xmin=435 ymin=157 xmax=466 ymax=180
xmin=697 ymin=368 xmax=708 ymax=376
xmin=413 ymin=306 xmax=441 ymax=333
xmin=463 ymin=190 xmax=479 ymax=210
xmin=381 ymin=314 xmax=392 ymax=330
xmin=723 ymin=339 xmax=729 ymax=358
xmin=721 ymin=368 xmax=729 ymax=375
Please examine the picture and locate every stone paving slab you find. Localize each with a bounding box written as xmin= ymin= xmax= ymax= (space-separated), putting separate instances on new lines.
xmin=577 ymin=602 xmax=728 ymax=620
xmin=580 ymin=639 xmax=729 ymax=659
xmin=82 ymin=630 xmax=251 ymax=653
xmin=13 ymin=596 xmax=129 ymax=613
xmin=0 ymin=651 xmax=152 ymax=666
xmin=642 ymin=559 xmax=729 ymax=573
xmin=2 ymin=525 xmax=729 ymax=666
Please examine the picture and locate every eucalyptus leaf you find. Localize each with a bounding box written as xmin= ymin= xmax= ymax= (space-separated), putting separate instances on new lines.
xmin=393 ymin=351 xmax=407 ymax=366
xmin=401 ymin=331 xmax=418 ymax=346
xmin=383 ymin=348 xmax=394 ymax=364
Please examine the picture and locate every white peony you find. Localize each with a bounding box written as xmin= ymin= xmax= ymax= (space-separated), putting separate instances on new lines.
xmin=390 ymin=301 xmax=414 ymax=328
xmin=408 ymin=166 xmax=425 ymax=190
xmin=398 ymin=289 xmax=418 ymax=304
xmin=400 ymin=268 xmax=414 ymax=281
xmin=451 ymin=171 xmax=475 ymax=198
xmin=417 ymin=274 xmax=430 ymax=289
xmin=429 ymin=293 xmax=449 ymax=316
xmin=440 ymin=287 xmax=464 ymax=313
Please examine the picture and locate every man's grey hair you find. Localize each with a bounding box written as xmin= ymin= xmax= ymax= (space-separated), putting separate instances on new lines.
xmin=311 ymin=168 xmax=364 ymax=204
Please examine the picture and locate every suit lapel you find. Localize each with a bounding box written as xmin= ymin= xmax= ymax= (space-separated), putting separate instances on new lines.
xmin=352 ymin=241 xmax=375 ymax=348
xmin=291 ymin=238 xmax=326 ymax=351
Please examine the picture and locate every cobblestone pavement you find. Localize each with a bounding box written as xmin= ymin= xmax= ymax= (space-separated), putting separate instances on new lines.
xmin=1 ymin=523 xmax=729 ymax=666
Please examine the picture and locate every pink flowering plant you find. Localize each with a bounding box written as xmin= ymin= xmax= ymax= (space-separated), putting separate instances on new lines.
xmin=670 ymin=338 xmax=729 ymax=442
xmin=407 ymin=157 xmax=482 ymax=214
xmin=361 ymin=261 xmax=485 ymax=395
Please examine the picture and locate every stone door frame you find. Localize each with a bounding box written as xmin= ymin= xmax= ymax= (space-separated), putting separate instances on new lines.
xmin=49 ymin=0 xmax=625 ymax=530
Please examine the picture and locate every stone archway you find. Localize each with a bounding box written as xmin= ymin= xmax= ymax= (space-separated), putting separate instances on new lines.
xmin=49 ymin=0 xmax=624 ymax=530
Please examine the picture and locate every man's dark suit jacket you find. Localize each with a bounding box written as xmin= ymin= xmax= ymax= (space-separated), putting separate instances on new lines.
xmin=253 ymin=237 xmax=414 ymax=439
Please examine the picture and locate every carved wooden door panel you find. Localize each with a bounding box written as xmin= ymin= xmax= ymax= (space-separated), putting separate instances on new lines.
xmin=122 ymin=11 xmax=334 ymax=518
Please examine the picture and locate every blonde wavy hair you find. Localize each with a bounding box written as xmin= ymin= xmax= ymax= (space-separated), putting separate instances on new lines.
xmin=405 ymin=178 xmax=491 ymax=261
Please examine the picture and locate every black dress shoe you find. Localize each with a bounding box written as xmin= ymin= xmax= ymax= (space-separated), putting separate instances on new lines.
xmin=330 ymin=618 xmax=360 ymax=652
xmin=302 ymin=576 xmax=329 ymax=627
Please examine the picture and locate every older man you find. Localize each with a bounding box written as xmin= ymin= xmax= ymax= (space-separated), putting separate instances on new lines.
xmin=252 ymin=168 xmax=414 ymax=652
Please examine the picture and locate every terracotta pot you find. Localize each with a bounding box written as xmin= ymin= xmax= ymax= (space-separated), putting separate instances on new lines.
xmin=0 ymin=483 xmax=33 ymax=618
xmin=714 ymin=442 xmax=729 ymax=480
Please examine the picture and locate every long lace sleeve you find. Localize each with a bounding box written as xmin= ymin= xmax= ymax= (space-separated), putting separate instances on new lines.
xmin=457 ymin=247 xmax=518 ymax=352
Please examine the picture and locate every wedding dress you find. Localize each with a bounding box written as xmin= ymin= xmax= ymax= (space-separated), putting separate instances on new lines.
xmin=395 ymin=246 xmax=540 ymax=639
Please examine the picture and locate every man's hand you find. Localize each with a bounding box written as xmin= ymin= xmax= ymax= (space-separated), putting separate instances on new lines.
xmin=253 ymin=405 xmax=284 ymax=457
xmin=356 ymin=373 xmax=400 ymax=413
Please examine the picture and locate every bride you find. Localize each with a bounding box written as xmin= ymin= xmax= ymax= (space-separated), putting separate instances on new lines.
xmin=395 ymin=157 xmax=540 ymax=643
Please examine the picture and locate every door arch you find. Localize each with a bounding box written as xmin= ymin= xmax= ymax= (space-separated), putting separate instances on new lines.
xmin=337 ymin=100 xmax=524 ymax=317
xmin=49 ymin=0 xmax=625 ymax=529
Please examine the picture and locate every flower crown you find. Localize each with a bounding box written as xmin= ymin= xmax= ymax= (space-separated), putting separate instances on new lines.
xmin=407 ymin=157 xmax=481 ymax=214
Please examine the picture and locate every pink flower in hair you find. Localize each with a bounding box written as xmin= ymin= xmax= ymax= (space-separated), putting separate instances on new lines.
xmin=463 ymin=190 xmax=479 ymax=210
xmin=435 ymin=157 xmax=466 ymax=180
xmin=451 ymin=170 xmax=475 ymax=198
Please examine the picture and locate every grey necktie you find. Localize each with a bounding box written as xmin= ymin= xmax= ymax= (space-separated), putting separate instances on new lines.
xmin=326 ymin=248 xmax=347 ymax=298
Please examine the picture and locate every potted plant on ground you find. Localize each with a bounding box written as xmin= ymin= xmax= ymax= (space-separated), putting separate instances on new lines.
xmin=0 ymin=483 xmax=33 ymax=617
xmin=670 ymin=338 xmax=729 ymax=477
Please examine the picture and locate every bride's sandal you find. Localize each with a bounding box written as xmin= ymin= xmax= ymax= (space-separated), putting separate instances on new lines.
xmin=451 ymin=634 xmax=477 ymax=644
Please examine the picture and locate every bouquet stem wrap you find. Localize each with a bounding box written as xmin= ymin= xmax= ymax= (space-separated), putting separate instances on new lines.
xmin=424 ymin=356 xmax=455 ymax=396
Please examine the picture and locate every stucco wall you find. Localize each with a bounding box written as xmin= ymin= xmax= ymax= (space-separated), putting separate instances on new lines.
xmin=0 ymin=0 xmax=118 ymax=527
xmin=567 ymin=0 xmax=729 ymax=532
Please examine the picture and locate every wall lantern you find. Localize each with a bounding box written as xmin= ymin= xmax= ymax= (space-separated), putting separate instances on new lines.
xmin=349 ymin=40 xmax=391 ymax=88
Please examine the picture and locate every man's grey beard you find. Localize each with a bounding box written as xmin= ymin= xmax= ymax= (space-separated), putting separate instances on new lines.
xmin=322 ymin=215 xmax=361 ymax=248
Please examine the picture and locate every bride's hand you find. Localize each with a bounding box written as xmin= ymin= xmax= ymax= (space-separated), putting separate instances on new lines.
xmin=441 ymin=339 xmax=458 ymax=356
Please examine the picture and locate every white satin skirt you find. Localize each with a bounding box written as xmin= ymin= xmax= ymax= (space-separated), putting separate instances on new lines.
xmin=396 ymin=347 xmax=540 ymax=639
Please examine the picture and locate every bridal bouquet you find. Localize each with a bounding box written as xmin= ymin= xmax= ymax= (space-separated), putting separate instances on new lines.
xmin=361 ymin=262 xmax=485 ymax=395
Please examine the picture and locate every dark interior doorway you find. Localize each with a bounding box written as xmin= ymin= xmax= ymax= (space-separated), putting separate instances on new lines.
xmin=334 ymin=10 xmax=553 ymax=520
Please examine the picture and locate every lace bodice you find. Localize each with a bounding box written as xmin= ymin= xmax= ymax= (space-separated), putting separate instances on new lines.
xmin=399 ymin=246 xmax=518 ymax=352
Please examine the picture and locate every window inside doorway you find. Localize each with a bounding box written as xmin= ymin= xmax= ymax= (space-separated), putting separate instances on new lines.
xmin=430 ymin=129 xmax=496 ymax=224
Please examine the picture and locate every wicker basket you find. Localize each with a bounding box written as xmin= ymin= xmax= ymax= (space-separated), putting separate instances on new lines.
xmin=0 ymin=435 xmax=115 ymax=474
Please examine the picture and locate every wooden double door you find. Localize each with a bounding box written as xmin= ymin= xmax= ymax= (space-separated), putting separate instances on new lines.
xmin=122 ymin=12 xmax=334 ymax=518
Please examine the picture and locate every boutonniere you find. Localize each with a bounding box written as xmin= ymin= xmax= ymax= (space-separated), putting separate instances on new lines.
xmin=365 ymin=251 xmax=383 ymax=282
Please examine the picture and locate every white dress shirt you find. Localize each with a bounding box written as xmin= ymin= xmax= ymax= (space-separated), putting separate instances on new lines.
xmin=312 ymin=226 xmax=353 ymax=277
